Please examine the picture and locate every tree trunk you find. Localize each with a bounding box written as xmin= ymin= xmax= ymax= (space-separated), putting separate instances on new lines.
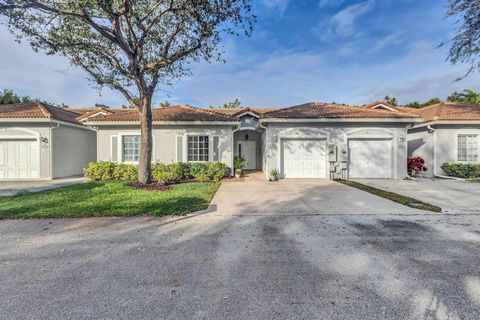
xmin=138 ymin=97 xmax=153 ymax=184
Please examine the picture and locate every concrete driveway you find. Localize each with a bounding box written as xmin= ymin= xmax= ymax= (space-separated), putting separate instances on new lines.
xmin=2 ymin=173 xmax=480 ymax=319
xmin=212 ymin=172 xmax=424 ymax=215
xmin=354 ymin=178 xmax=480 ymax=214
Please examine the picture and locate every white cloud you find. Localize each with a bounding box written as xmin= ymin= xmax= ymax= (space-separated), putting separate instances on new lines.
xmin=368 ymin=31 xmax=406 ymax=53
xmin=261 ymin=0 xmax=290 ymax=14
xmin=315 ymin=0 xmax=375 ymax=40
xmin=318 ymin=0 xmax=345 ymax=8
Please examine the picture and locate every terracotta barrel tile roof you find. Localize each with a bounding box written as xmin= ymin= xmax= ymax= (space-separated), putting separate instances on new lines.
xmin=208 ymin=107 xmax=279 ymax=116
xmin=87 ymin=105 xmax=237 ymax=122
xmin=263 ymin=102 xmax=420 ymax=119
xmin=413 ymin=102 xmax=480 ymax=122
xmin=0 ymin=103 xmax=83 ymax=125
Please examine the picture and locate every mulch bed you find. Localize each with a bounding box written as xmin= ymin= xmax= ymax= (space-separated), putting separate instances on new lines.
xmin=126 ymin=182 xmax=172 ymax=191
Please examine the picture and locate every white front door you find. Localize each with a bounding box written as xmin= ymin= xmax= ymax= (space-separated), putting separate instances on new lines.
xmin=0 ymin=139 xmax=40 ymax=180
xmin=348 ymin=139 xmax=393 ymax=179
xmin=238 ymin=141 xmax=256 ymax=170
xmin=282 ymin=139 xmax=327 ymax=178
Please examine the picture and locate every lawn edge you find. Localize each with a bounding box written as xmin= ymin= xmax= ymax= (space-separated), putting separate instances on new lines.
xmin=335 ymin=180 xmax=442 ymax=212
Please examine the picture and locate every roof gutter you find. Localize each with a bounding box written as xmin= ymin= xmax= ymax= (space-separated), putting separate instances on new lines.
xmin=260 ymin=118 xmax=422 ymax=123
xmin=86 ymin=120 xmax=240 ymax=126
xmin=412 ymin=120 xmax=480 ymax=128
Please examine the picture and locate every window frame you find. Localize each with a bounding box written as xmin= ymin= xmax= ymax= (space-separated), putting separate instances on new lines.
xmin=121 ymin=134 xmax=141 ymax=163
xmin=114 ymin=132 xmax=155 ymax=164
xmin=456 ymin=133 xmax=479 ymax=163
xmin=187 ymin=135 xmax=210 ymax=162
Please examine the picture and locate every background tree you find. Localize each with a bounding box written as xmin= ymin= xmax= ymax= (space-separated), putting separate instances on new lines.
xmin=0 ymin=89 xmax=32 ymax=104
xmin=447 ymin=89 xmax=480 ymax=103
xmin=383 ymin=95 xmax=398 ymax=106
xmin=222 ymin=98 xmax=242 ymax=108
xmin=405 ymin=97 xmax=441 ymax=109
xmin=0 ymin=1 xmax=254 ymax=184
xmin=445 ymin=0 xmax=480 ymax=78
xmin=160 ymin=100 xmax=171 ymax=108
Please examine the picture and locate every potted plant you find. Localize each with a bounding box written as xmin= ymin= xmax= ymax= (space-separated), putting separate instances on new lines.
xmin=234 ymin=155 xmax=246 ymax=178
xmin=407 ymin=156 xmax=428 ymax=178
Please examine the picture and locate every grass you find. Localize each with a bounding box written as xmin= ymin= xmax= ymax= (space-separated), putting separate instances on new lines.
xmin=336 ymin=180 xmax=442 ymax=212
xmin=0 ymin=181 xmax=220 ymax=219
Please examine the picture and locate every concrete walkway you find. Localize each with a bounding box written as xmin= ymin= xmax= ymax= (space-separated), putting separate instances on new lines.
xmin=208 ymin=172 xmax=425 ymax=215
xmin=0 ymin=177 xmax=85 ymax=196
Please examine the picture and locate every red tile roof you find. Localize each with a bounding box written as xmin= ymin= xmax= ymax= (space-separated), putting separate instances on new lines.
xmin=412 ymin=102 xmax=480 ymax=122
xmin=87 ymin=105 xmax=237 ymax=122
xmin=208 ymin=107 xmax=279 ymax=116
xmin=264 ymin=102 xmax=420 ymax=119
xmin=0 ymin=103 xmax=84 ymax=125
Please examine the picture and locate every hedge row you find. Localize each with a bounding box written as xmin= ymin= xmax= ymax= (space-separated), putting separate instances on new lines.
xmin=441 ymin=162 xmax=480 ymax=179
xmin=84 ymin=161 xmax=229 ymax=182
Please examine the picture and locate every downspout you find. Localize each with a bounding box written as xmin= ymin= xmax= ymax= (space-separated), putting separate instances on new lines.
xmin=49 ymin=123 xmax=60 ymax=179
xmin=431 ymin=125 xmax=465 ymax=181
xmin=259 ymin=122 xmax=269 ymax=179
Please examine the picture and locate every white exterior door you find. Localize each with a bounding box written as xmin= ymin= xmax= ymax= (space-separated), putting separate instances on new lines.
xmin=238 ymin=141 xmax=256 ymax=170
xmin=282 ymin=139 xmax=326 ymax=178
xmin=348 ymin=139 xmax=393 ymax=179
xmin=0 ymin=140 xmax=39 ymax=180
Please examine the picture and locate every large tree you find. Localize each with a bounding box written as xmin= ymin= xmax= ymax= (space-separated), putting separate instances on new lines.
xmin=446 ymin=0 xmax=480 ymax=77
xmin=0 ymin=1 xmax=254 ymax=183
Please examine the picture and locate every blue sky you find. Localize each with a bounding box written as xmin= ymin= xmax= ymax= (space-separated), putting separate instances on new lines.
xmin=1 ymin=0 xmax=479 ymax=108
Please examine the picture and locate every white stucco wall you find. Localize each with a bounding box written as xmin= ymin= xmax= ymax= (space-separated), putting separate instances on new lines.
xmin=95 ymin=124 xmax=235 ymax=171
xmin=263 ymin=122 xmax=410 ymax=180
xmin=408 ymin=124 xmax=480 ymax=176
xmin=51 ymin=124 xmax=97 ymax=178
xmin=0 ymin=123 xmax=52 ymax=179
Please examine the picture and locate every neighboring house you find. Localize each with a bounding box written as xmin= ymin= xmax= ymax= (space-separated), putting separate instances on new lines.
xmin=0 ymin=103 xmax=96 ymax=180
xmin=407 ymin=102 xmax=480 ymax=177
xmin=84 ymin=103 xmax=420 ymax=180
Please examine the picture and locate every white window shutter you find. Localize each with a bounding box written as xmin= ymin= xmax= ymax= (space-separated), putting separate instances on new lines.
xmin=213 ymin=136 xmax=220 ymax=161
xmin=111 ymin=136 xmax=118 ymax=162
xmin=176 ymin=136 xmax=183 ymax=162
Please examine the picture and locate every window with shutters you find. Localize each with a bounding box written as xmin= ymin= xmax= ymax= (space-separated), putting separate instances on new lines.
xmin=122 ymin=135 xmax=140 ymax=162
xmin=188 ymin=136 xmax=209 ymax=161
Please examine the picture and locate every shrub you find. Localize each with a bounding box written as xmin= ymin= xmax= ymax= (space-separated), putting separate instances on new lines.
xmin=407 ymin=157 xmax=428 ymax=176
xmin=152 ymin=162 xmax=187 ymax=181
xmin=84 ymin=162 xmax=117 ymax=181
xmin=268 ymin=168 xmax=279 ymax=181
xmin=112 ymin=164 xmax=138 ymax=181
xmin=207 ymin=162 xmax=229 ymax=182
xmin=441 ymin=162 xmax=480 ymax=179
xmin=189 ymin=162 xmax=209 ymax=180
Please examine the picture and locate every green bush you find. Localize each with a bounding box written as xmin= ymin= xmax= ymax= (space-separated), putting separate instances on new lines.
xmin=112 ymin=163 xmax=138 ymax=181
xmin=84 ymin=162 xmax=117 ymax=181
xmin=441 ymin=162 xmax=480 ymax=179
xmin=152 ymin=162 xmax=188 ymax=181
xmin=189 ymin=162 xmax=209 ymax=180
xmin=268 ymin=168 xmax=279 ymax=181
xmin=85 ymin=161 xmax=229 ymax=182
xmin=207 ymin=162 xmax=229 ymax=182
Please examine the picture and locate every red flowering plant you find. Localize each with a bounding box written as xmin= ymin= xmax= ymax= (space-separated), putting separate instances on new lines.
xmin=407 ymin=157 xmax=428 ymax=177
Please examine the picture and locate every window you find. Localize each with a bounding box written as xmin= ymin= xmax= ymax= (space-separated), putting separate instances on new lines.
xmin=458 ymin=134 xmax=478 ymax=162
xmin=122 ymin=135 xmax=140 ymax=162
xmin=188 ymin=136 xmax=209 ymax=161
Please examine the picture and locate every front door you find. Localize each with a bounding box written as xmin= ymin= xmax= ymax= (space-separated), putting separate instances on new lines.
xmin=238 ymin=141 xmax=256 ymax=170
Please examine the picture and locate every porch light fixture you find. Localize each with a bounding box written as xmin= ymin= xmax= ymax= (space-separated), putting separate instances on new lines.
xmin=245 ymin=134 xmax=249 ymax=140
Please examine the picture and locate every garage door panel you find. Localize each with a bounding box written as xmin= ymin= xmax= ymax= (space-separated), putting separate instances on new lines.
xmin=349 ymin=139 xmax=393 ymax=179
xmin=282 ymin=139 xmax=326 ymax=178
xmin=0 ymin=139 xmax=39 ymax=180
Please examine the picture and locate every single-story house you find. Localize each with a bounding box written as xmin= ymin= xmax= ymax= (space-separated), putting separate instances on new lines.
xmin=0 ymin=103 xmax=96 ymax=180
xmin=407 ymin=102 xmax=480 ymax=177
xmin=84 ymin=103 xmax=421 ymax=180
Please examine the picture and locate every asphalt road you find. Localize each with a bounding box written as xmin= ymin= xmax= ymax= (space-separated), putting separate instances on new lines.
xmin=1 ymin=212 xmax=480 ymax=320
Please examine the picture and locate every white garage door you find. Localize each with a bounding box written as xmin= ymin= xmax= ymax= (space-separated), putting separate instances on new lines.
xmin=349 ymin=139 xmax=393 ymax=179
xmin=0 ymin=140 xmax=39 ymax=180
xmin=282 ymin=139 xmax=326 ymax=178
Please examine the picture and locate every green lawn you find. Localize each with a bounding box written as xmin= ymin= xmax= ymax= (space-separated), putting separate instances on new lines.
xmin=0 ymin=181 xmax=220 ymax=219
xmin=336 ymin=180 xmax=442 ymax=212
